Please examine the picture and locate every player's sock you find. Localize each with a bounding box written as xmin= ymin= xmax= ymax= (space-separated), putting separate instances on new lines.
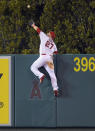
xmin=40 ymin=75 xmax=45 ymax=83
xmin=54 ymin=90 xmax=59 ymax=97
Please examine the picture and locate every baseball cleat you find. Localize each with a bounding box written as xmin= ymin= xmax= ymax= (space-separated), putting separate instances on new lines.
xmin=40 ymin=75 xmax=45 ymax=83
xmin=54 ymin=90 xmax=58 ymax=97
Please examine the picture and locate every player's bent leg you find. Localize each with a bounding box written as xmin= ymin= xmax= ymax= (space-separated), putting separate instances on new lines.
xmin=30 ymin=64 xmax=44 ymax=79
xmin=44 ymin=64 xmax=59 ymax=96
xmin=30 ymin=57 xmax=45 ymax=79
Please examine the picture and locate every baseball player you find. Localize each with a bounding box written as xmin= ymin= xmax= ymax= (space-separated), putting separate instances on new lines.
xmin=29 ymin=20 xmax=59 ymax=96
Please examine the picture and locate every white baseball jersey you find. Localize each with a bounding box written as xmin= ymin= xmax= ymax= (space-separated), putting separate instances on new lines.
xmin=39 ymin=31 xmax=57 ymax=56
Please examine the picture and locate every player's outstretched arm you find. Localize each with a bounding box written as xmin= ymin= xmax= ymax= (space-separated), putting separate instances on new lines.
xmin=29 ymin=20 xmax=41 ymax=34
xmin=32 ymin=24 xmax=39 ymax=31
xmin=32 ymin=24 xmax=41 ymax=34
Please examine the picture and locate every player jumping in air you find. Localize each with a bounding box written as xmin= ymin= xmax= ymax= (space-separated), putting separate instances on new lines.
xmin=29 ymin=20 xmax=59 ymax=96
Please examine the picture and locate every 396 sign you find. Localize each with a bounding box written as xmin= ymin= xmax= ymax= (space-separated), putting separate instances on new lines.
xmin=74 ymin=57 xmax=95 ymax=72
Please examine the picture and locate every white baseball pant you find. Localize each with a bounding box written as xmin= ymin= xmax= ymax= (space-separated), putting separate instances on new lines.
xmin=30 ymin=55 xmax=58 ymax=91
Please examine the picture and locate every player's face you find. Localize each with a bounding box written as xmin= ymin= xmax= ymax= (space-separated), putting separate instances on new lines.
xmin=47 ymin=32 xmax=51 ymax=37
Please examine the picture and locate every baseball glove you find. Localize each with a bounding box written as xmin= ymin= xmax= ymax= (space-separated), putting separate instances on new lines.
xmin=29 ymin=19 xmax=35 ymax=26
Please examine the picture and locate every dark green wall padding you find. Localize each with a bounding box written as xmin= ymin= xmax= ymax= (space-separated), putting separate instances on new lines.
xmin=15 ymin=55 xmax=57 ymax=127
xmin=14 ymin=54 xmax=95 ymax=127
xmin=57 ymin=54 xmax=95 ymax=127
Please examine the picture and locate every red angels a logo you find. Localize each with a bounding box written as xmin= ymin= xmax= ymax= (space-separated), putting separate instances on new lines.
xmin=30 ymin=80 xmax=41 ymax=99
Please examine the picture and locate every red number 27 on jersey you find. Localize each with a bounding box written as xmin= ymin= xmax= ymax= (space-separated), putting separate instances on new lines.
xmin=45 ymin=41 xmax=54 ymax=49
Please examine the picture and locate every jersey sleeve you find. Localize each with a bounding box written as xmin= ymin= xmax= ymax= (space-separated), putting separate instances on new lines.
xmin=39 ymin=31 xmax=48 ymax=41
xmin=37 ymin=28 xmax=41 ymax=34
xmin=53 ymin=44 xmax=58 ymax=54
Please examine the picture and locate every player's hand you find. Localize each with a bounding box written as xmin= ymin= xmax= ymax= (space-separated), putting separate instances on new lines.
xmin=29 ymin=19 xmax=35 ymax=27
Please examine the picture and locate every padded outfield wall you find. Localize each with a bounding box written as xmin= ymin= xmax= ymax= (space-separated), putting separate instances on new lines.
xmin=0 ymin=54 xmax=95 ymax=127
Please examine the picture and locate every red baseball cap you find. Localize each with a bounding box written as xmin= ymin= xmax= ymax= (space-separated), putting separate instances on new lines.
xmin=49 ymin=31 xmax=56 ymax=39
